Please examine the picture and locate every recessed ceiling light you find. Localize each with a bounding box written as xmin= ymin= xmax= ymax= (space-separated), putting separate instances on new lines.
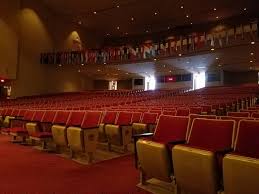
xmin=78 ymin=69 xmax=81 ymax=73
xmin=145 ymin=30 xmax=149 ymax=33
xmin=244 ymin=8 xmax=247 ymax=11
xmin=218 ymin=64 xmax=222 ymax=67
xmin=250 ymin=60 xmax=253 ymax=63
xmin=250 ymin=52 xmax=254 ymax=55
xmin=0 ymin=79 xmax=4 ymax=83
xmin=125 ymin=32 xmax=128 ymax=35
xmin=216 ymin=16 xmax=219 ymax=19
xmin=187 ymin=61 xmax=190 ymax=64
xmin=97 ymin=69 xmax=101 ymax=72
xmin=251 ymin=41 xmax=255 ymax=45
xmin=116 ymin=5 xmax=120 ymax=8
xmin=178 ymin=53 xmax=182 ymax=56
xmin=250 ymin=66 xmax=253 ymax=70
xmin=145 ymin=72 xmax=148 ymax=74
xmin=78 ymin=21 xmax=82 ymax=25
xmin=117 ymin=68 xmax=120 ymax=70
xmin=106 ymin=33 xmax=110 ymax=36
xmin=131 ymin=17 xmax=134 ymax=21
xmin=58 ymin=64 xmax=62 ymax=67
xmin=180 ymin=5 xmax=184 ymax=9
xmin=116 ymin=26 xmax=120 ymax=30
xmin=216 ymin=57 xmax=219 ymax=60
xmin=211 ymin=48 xmax=215 ymax=51
xmin=154 ymin=58 xmax=157 ymax=61
xmin=213 ymin=8 xmax=217 ymax=11
xmin=93 ymin=11 xmax=97 ymax=14
xmin=167 ymin=26 xmax=170 ymax=29
xmin=186 ymin=15 xmax=189 ymax=18
xmin=169 ymin=70 xmax=172 ymax=73
xmin=104 ymin=62 xmax=106 ymax=65
xmin=154 ymin=12 xmax=158 ymax=15
xmin=190 ymin=22 xmax=193 ymax=25
xmin=81 ymin=63 xmax=84 ymax=66
xmin=163 ymin=65 xmax=166 ymax=67
xmin=125 ymin=72 xmax=129 ymax=74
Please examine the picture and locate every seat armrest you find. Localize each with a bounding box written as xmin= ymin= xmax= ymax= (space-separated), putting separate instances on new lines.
xmin=168 ymin=140 xmax=186 ymax=145
xmin=133 ymin=132 xmax=154 ymax=139
xmin=215 ymin=148 xmax=233 ymax=155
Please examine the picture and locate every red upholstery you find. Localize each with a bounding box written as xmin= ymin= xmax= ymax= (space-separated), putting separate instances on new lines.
xmin=132 ymin=112 xmax=142 ymax=123
xmin=189 ymin=114 xmax=217 ymax=130
xmin=67 ymin=111 xmax=85 ymax=126
xmin=116 ymin=112 xmax=133 ymax=125
xmin=141 ymin=113 xmax=158 ymax=124
xmin=10 ymin=127 xmax=27 ymax=133
xmin=5 ymin=109 xmax=13 ymax=116
xmin=227 ymin=112 xmax=250 ymax=117
xmin=53 ymin=111 xmax=70 ymax=125
xmin=11 ymin=109 xmax=20 ymax=117
xmin=190 ymin=107 xmax=202 ymax=114
xmin=17 ymin=109 xmax=27 ymax=117
xmin=201 ymin=105 xmax=212 ymax=114
xmin=188 ymin=119 xmax=235 ymax=151
xmin=102 ymin=111 xmax=117 ymax=124
xmin=32 ymin=111 xmax=45 ymax=122
xmin=176 ymin=108 xmax=190 ymax=116
xmin=153 ymin=116 xmax=189 ymax=144
xmin=251 ymin=112 xmax=259 ymax=118
xmin=32 ymin=132 xmax=52 ymax=138
xmin=149 ymin=110 xmax=162 ymax=116
xmin=81 ymin=111 xmax=102 ymax=129
xmin=23 ymin=110 xmax=35 ymax=121
xmin=234 ymin=120 xmax=259 ymax=159
xmin=42 ymin=111 xmax=56 ymax=123
xmin=162 ymin=111 xmax=176 ymax=116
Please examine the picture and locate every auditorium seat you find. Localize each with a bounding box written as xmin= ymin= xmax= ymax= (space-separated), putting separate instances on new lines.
xmin=136 ymin=115 xmax=189 ymax=183
xmin=98 ymin=111 xmax=118 ymax=142
xmin=67 ymin=111 xmax=102 ymax=162
xmin=105 ymin=112 xmax=133 ymax=152
xmin=9 ymin=110 xmax=36 ymax=142
xmin=132 ymin=112 xmax=158 ymax=135
xmin=251 ymin=112 xmax=259 ymax=118
xmin=223 ymin=120 xmax=259 ymax=194
xmin=173 ymin=118 xmax=235 ymax=194
xmin=25 ymin=110 xmax=53 ymax=149
xmin=227 ymin=111 xmax=250 ymax=117
xmin=176 ymin=108 xmax=190 ymax=116
xmin=188 ymin=114 xmax=217 ymax=133
xmin=189 ymin=107 xmax=202 ymax=114
xmin=162 ymin=110 xmax=176 ymax=116
xmin=51 ymin=111 xmax=71 ymax=149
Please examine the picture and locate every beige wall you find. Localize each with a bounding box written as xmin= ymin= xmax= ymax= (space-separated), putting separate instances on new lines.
xmin=0 ymin=0 xmax=20 ymax=79
xmin=0 ymin=0 xmax=101 ymax=97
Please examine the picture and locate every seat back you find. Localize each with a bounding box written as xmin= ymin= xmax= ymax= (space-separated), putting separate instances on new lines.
xmin=32 ymin=110 xmax=46 ymax=122
xmin=188 ymin=118 xmax=235 ymax=151
xmin=115 ymin=112 xmax=133 ymax=125
xmin=227 ymin=112 xmax=250 ymax=117
xmin=67 ymin=111 xmax=85 ymax=127
xmin=81 ymin=111 xmax=102 ymax=129
xmin=11 ymin=109 xmax=20 ymax=117
xmin=162 ymin=110 xmax=176 ymax=116
xmin=141 ymin=113 xmax=158 ymax=124
xmin=101 ymin=111 xmax=117 ymax=124
xmin=18 ymin=109 xmax=27 ymax=117
xmin=176 ymin=108 xmax=190 ymax=116
xmin=42 ymin=110 xmax=56 ymax=123
xmin=235 ymin=120 xmax=259 ymax=159
xmin=5 ymin=109 xmax=13 ymax=116
xmin=251 ymin=112 xmax=259 ymax=118
xmin=53 ymin=111 xmax=70 ymax=125
xmin=153 ymin=115 xmax=189 ymax=143
xmin=188 ymin=114 xmax=217 ymax=132
xmin=132 ymin=112 xmax=142 ymax=123
xmin=190 ymin=107 xmax=202 ymax=114
xmin=23 ymin=110 xmax=36 ymax=121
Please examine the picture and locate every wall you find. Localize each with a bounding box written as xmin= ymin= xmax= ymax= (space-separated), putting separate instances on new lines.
xmin=224 ymin=71 xmax=258 ymax=85
xmin=93 ymin=80 xmax=109 ymax=90
xmin=1 ymin=0 xmax=102 ymax=98
xmin=0 ymin=0 xmax=20 ymax=80
xmin=156 ymin=81 xmax=193 ymax=90
xmin=117 ymin=79 xmax=132 ymax=90
xmin=205 ymin=70 xmax=224 ymax=87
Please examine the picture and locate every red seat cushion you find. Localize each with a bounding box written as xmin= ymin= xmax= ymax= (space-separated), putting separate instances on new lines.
xmin=10 ymin=127 xmax=27 ymax=133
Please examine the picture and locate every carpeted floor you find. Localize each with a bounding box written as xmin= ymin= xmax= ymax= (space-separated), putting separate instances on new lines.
xmin=0 ymin=135 xmax=149 ymax=194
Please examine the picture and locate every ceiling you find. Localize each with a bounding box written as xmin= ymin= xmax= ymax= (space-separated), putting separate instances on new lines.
xmin=42 ymin=0 xmax=259 ymax=37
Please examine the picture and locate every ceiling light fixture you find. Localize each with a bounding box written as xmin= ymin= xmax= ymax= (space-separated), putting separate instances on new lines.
xmin=78 ymin=69 xmax=81 ymax=73
xmin=211 ymin=48 xmax=215 ymax=51
xmin=116 ymin=5 xmax=120 ymax=8
xmin=251 ymin=41 xmax=255 ymax=45
xmin=154 ymin=12 xmax=158 ymax=16
xmin=186 ymin=15 xmax=189 ymax=18
xmin=216 ymin=57 xmax=219 ymax=60
xmin=0 ymin=79 xmax=5 ymax=83
xmin=250 ymin=60 xmax=253 ymax=63
xmin=78 ymin=21 xmax=82 ymax=25
xmin=244 ymin=8 xmax=247 ymax=11
xmin=250 ymin=52 xmax=254 ymax=55
xmin=216 ymin=16 xmax=219 ymax=19
xmin=106 ymin=33 xmax=110 ymax=36
xmin=178 ymin=53 xmax=182 ymax=56
xmin=58 ymin=64 xmax=62 ymax=67
xmin=213 ymin=8 xmax=217 ymax=11
xmin=116 ymin=26 xmax=120 ymax=30
xmin=93 ymin=11 xmax=97 ymax=14
xmin=145 ymin=30 xmax=149 ymax=33
xmin=154 ymin=58 xmax=157 ymax=61
xmin=81 ymin=63 xmax=84 ymax=66
xmin=97 ymin=69 xmax=101 ymax=72
xmin=131 ymin=17 xmax=134 ymax=21
xmin=180 ymin=5 xmax=184 ymax=9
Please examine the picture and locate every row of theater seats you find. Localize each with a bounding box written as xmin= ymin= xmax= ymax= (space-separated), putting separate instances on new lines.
xmin=136 ymin=113 xmax=259 ymax=194
xmin=0 ymin=108 xmax=166 ymax=162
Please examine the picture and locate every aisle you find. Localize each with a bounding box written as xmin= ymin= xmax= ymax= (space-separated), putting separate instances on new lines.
xmin=0 ymin=135 xmax=148 ymax=194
